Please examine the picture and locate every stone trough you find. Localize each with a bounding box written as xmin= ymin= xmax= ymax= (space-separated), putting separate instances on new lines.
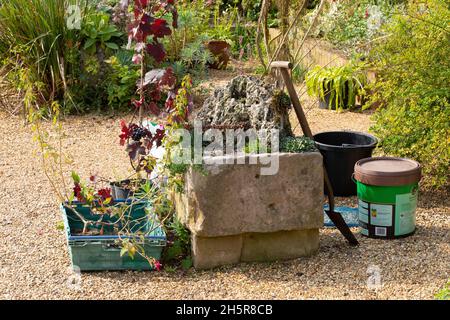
xmin=175 ymin=153 xmax=324 ymax=269
xmin=174 ymin=75 xmax=324 ymax=269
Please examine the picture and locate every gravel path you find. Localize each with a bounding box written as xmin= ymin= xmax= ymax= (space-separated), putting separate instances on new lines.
xmin=0 ymin=108 xmax=448 ymax=300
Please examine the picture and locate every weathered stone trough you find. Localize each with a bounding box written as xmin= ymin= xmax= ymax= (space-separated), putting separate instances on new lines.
xmin=174 ymin=75 xmax=324 ymax=269
xmin=175 ymin=152 xmax=323 ymax=269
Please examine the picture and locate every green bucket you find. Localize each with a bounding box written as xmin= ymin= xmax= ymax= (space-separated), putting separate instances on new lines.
xmin=354 ymin=157 xmax=421 ymax=239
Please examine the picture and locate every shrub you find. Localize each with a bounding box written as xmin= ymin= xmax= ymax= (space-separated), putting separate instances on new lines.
xmin=367 ymin=0 xmax=450 ymax=188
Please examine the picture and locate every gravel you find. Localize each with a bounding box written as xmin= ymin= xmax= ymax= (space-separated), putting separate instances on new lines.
xmin=0 ymin=106 xmax=448 ymax=300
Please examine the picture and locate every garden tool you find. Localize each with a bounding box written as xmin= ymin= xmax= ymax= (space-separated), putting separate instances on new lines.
xmin=270 ymin=61 xmax=359 ymax=246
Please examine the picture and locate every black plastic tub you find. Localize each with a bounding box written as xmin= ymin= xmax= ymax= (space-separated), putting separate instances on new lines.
xmin=110 ymin=179 xmax=150 ymax=200
xmin=313 ymin=131 xmax=378 ymax=196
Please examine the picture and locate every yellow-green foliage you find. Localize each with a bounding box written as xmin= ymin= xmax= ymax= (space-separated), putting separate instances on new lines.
xmin=367 ymin=0 xmax=450 ymax=188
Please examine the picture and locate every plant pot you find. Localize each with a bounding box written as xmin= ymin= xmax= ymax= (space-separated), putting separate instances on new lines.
xmin=110 ymin=179 xmax=149 ymax=200
xmin=61 ymin=200 xmax=166 ymax=271
xmin=206 ymin=40 xmax=231 ymax=70
xmin=319 ymin=92 xmax=336 ymax=110
xmin=318 ymin=82 xmax=351 ymax=110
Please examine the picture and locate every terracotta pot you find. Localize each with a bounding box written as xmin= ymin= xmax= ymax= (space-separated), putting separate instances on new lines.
xmin=206 ymin=40 xmax=231 ymax=70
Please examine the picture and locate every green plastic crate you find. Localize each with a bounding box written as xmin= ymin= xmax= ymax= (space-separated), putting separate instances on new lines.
xmin=61 ymin=200 xmax=166 ymax=271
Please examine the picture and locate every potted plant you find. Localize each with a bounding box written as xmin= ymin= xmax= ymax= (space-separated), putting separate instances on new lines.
xmin=305 ymin=62 xmax=367 ymax=110
xmin=62 ymin=171 xmax=166 ymax=271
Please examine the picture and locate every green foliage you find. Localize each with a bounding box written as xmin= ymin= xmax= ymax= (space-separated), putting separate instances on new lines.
xmin=280 ymin=136 xmax=317 ymax=153
xmin=105 ymin=54 xmax=140 ymax=110
xmin=0 ymin=0 xmax=129 ymax=114
xmin=435 ymin=281 xmax=450 ymax=300
xmin=305 ymin=62 xmax=367 ymax=110
xmin=81 ymin=10 xmax=123 ymax=53
xmin=163 ymin=217 xmax=192 ymax=270
xmin=367 ymin=0 xmax=450 ymax=188
xmin=243 ymin=136 xmax=317 ymax=154
xmin=67 ymin=46 xmax=138 ymax=113
xmin=180 ymin=37 xmax=214 ymax=72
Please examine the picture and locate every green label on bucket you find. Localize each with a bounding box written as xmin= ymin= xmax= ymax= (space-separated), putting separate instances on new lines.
xmin=370 ymin=204 xmax=394 ymax=227
xmin=395 ymin=189 xmax=418 ymax=236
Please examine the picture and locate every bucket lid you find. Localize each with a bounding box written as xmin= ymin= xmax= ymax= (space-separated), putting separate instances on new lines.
xmin=354 ymin=157 xmax=421 ymax=186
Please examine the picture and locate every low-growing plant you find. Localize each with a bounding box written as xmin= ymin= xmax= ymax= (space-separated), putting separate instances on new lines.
xmin=280 ymin=136 xmax=317 ymax=153
xmin=163 ymin=217 xmax=192 ymax=270
xmin=180 ymin=37 xmax=215 ymax=73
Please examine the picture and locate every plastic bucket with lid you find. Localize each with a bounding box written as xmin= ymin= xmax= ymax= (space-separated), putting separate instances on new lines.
xmin=354 ymin=157 xmax=421 ymax=239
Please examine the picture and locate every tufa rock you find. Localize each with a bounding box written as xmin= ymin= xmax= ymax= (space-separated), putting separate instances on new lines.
xmin=197 ymin=75 xmax=293 ymax=138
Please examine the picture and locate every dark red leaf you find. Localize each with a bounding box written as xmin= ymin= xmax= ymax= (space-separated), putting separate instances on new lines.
xmin=132 ymin=97 xmax=144 ymax=109
xmin=149 ymin=89 xmax=161 ymax=101
xmin=119 ymin=120 xmax=131 ymax=146
xmin=159 ymin=67 xmax=176 ymax=87
xmin=126 ymin=141 xmax=146 ymax=160
xmin=134 ymin=0 xmax=148 ymax=8
xmin=97 ymin=188 xmax=112 ymax=200
xmin=150 ymin=19 xmax=171 ymax=38
xmin=147 ymin=101 xmax=161 ymax=115
xmin=153 ymin=128 xmax=165 ymax=147
xmin=137 ymin=13 xmax=154 ymax=40
xmin=146 ymin=42 xmax=166 ymax=63
xmin=73 ymin=183 xmax=83 ymax=201
xmin=172 ymin=10 xmax=178 ymax=28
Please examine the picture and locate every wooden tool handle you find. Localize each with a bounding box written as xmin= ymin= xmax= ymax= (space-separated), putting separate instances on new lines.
xmin=269 ymin=61 xmax=293 ymax=69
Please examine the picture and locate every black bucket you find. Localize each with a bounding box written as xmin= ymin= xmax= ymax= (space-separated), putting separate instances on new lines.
xmin=313 ymin=131 xmax=378 ymax=196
